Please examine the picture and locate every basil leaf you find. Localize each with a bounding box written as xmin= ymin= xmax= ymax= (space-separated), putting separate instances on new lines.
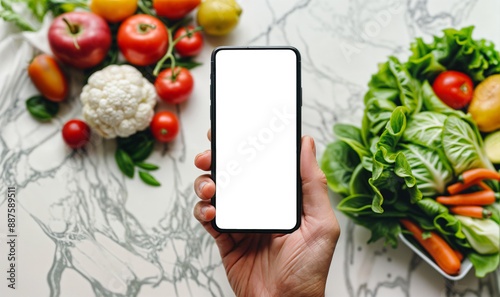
xmin=115 ymin=149 xmax=135 ymax=178
xmin=139 ymin=171 xmax=161 ymax=186
xmin=26 ymin=95 xmax=59 ymax=120
xmin=117 ymin=129 xmax=155 ymax=162
xmin=135 ymin=162 xmax=159 ymax=171
xmin=130 ymin=140 xmax=155 ymax=162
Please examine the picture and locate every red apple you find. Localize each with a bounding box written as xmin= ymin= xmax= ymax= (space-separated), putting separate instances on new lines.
xmin=48 ymin=12 xmax=112 ymax=69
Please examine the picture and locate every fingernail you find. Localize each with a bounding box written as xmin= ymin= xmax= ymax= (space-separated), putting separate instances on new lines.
xmin=201 ymin=205 xmax=210 ymax=215
xmin=199 ymin=181 xmax=208 ymax=192
xmin=310 ymin=137 xmax=316 ymax=155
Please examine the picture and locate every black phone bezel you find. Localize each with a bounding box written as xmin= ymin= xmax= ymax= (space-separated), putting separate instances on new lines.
xmin=210 ymin=46 xmax=302 ymax=233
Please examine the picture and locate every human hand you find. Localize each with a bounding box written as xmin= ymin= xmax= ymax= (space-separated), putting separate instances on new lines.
xmin=194 ymin=129 xmax=341 ymax=297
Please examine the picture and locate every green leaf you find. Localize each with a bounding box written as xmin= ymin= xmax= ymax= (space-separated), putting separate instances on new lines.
xmin=115 ymin=149 xmax=135 ymax=178
xmin=365 ymin=98 xmax=398 ymax=136
xmin=387 ymin=57 xmax=422 ymax=114
xmin=442 ymin=116 xmax=495 ymax=174
xmin=117 ymin=129 xmax=155 ymax=162
xmin=407 ymin=26 xmax=500 ymax=84
xmin=433 ymin=213 xmax=466 ymax=239
xmin=0 ymin=0 xmax=36 ymax=31
xmin=349 ymin=163 xmax=372 ymax=195
xmin=135 ymin=162 xmax=159 ymax=171
xmin=333 ymin=124 xmax=370 ymax=159
xmin=399 ymin=144 xmax=453 ymax=196
xmin=364 ymin=60 xmax=399 ymax=104
xmin=347 ymin=214 xmax=401 ymax=248
xmin=417 ymin=198 xmax=449 ymax=217
xmin=376 ymin=106 xmax=408 ymax=163
xmin=420 ymin=81 xmax=465 ymax=117
xmin=320 ymin=141 xmax=360 ymax=196
xmin=455 ymin=216 xmax=499 ymax=254
xmin=469 ymin=252 xmax=500 ymax=278
xmin=139 ymin=171 xmax=161 ymax=186
xmin=402 ymin=111 xmax=447 ymax=148
xmin=421 ymin=232 xmax=432 ymax=240
xmin=26 ymin=95 xmax=59 ymax=120
xmin=337 ymin=194 xmax=373 ymax=212
xmin=28 ymin=0 xmax=48 ymax=21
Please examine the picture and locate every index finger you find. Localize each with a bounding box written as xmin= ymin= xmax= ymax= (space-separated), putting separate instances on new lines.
xmin=207 ymin=128 xmax=211 ymax=142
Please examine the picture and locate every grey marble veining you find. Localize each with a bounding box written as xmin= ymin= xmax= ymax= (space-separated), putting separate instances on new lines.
xmin=0 ymin=0 xmax=499 ymax=296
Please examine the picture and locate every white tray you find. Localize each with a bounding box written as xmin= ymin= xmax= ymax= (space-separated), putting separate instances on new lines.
xmin=398 ymin=233 xmax=473 ymax=280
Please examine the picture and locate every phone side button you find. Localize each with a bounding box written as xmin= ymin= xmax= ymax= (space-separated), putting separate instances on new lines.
xmin=210 ymin=104 xmax=212 ymax=120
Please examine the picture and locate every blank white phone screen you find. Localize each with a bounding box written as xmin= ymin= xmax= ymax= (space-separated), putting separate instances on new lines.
xmin=214 ymin=48 xmax=299 ymax=231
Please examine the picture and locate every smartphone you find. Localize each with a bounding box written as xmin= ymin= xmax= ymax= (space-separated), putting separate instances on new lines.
xmin=210 ymin=46 xmax=301 ymax=233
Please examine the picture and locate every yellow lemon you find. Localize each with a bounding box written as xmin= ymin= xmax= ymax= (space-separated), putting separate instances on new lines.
xmin=197 ymin=0 xmax=242 ymax=36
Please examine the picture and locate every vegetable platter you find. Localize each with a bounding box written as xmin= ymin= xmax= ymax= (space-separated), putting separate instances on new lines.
xmin=321 ymin=27 xmax=500 ymax=279
xmin=1 ymin=0 xmax=242 ymax=186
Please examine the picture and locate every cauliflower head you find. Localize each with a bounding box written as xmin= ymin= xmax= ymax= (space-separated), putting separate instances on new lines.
xmin=80 ymin=65 xmax=157 ymax=139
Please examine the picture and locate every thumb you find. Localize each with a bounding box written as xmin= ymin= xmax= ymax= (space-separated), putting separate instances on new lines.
xmin=300 ymin=135 xmax=332 ymax=218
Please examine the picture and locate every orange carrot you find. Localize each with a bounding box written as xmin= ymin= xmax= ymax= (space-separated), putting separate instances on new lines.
xmin=436 ymin=190 xmax=498 ymax=205
xmin=400 ymin=219 xmax=461 ymax=275
xmin=449 ymin=206 xmax=492 ymax=219
xmin=477 ymin=181 xmax=492 ymax=191
xmin=453 ymin=250 xmax=464 ymax=262
xmin=447 ymin=180 xmax=492 ymax=195
xmin=459 ymin=168 xmax=500 ymax=184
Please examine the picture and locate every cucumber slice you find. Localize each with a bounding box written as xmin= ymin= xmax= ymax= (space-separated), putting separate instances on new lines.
xmin=485 ymin=130 xmax=500 ymax=164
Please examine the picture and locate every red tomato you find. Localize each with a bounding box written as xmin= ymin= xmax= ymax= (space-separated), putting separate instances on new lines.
xmin=117 ymin=14 xmax=168 ymax=66
xmin=28 ymin=54 xmax=68 ymax=102
xmin=151 ymin=111 xmax=179 ymax=142
xmin=62 ymin=119 xmax=91 ymax=149
xmin=153 ymin=0 xmax=201 ymax=20
xmin=155 ymin=67 xmax=194 ymax=104
xmin=174 ymin=26 xmax=203 ymax=57
xmin=432 ymin=71 xmax=474 ymax=109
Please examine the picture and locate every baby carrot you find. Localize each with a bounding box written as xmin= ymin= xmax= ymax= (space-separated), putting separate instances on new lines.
xmin=400 ymin=219 xmax=461 ymax=275
xmin=459 ymin=168 xmax=500 ymax=184
xmin=436 ymin=190 xmax=498 ymax=205
xmin=447 ymin=180 xmax=492 ymax=195
xmin=453 ymin=250 xmax=464 ymax=262
xmin=449 ymin=206 xmax=492 ymax=219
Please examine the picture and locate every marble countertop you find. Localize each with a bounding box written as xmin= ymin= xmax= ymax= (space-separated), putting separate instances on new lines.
xmin=1 ymin=0 xmax=499 ymax=296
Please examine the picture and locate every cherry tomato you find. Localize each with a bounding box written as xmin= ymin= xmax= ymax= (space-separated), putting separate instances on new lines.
xmin=62 ymin=119 xmax=91 ymax=149
xmin=90 ymin=0 xmax=137 ymax=23
xmin=153 ymin=0 xmax=201 ymax=20
xmin=151 ymin=111 xmax=179 ymax=142
xmin=28 ymin=54 xmax=68 ymax=102
xmin=432 ymin=71 xmax=474 ymax=110
xmin=174 ymin=26 xmax=203 ymax=57
xmin=155 ymin=67 xmax=194 ymax=104
xmin=117 ymin=15 xmax=168 ymax=66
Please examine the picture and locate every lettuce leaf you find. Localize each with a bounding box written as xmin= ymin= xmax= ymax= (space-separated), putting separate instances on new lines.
xmin=320 ymin=141 xmax=360 ymax=196
xmin=400 ymin=144 xmax=453 ymax=196
xmin=402 ymin=111 xmax=447 ymax=148
xmin=442 ymin=116 xmax=495 ymax=174
xmin=469 ymin=252 xmax=500 ymax=278
xmin=407 ymin=26 xmax=500 ymax=83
